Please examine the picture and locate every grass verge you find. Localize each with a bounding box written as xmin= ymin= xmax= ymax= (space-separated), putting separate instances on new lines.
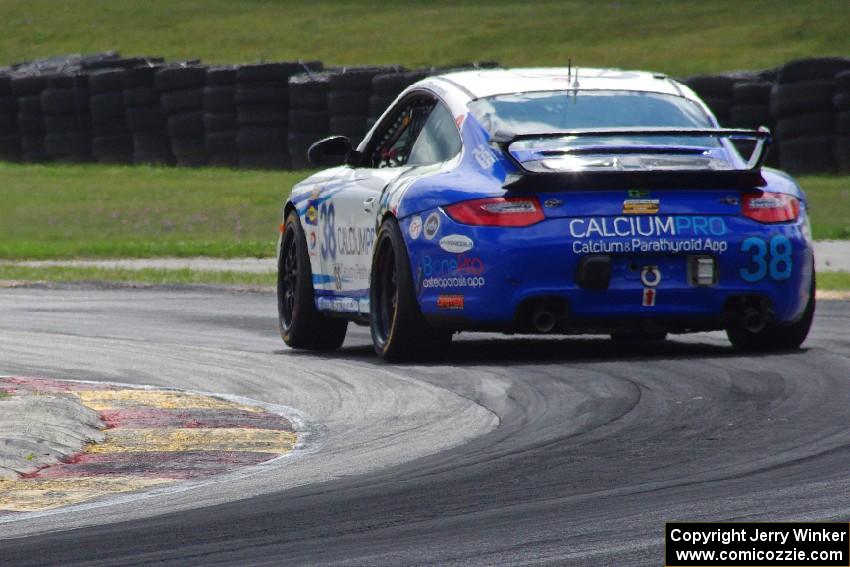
xmin=819 ymin=271 xmax=850 ymax=291
xmin=0 ymin=163 xmax=848 ymax=260
xmin=0 ymin=162 xmax=306 ymax=259
xmin=0 ymin=1 xmax=848 ymax=76
xmin=0 ymin=265 xmax=275 ymax=286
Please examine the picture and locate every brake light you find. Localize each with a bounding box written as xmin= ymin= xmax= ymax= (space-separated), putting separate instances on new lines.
xmin=444 ymin=196 xmax=545 ymax=227
xmin=742 ymin=192 xmax=800 ymax=223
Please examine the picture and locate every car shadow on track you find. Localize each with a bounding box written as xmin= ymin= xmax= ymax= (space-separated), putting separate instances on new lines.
xmin=278 ymin=334 xmax=811 ymax=367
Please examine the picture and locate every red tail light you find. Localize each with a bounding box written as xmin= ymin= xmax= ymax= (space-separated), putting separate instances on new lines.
xmin=444 ymin=196 xmax=545 ymax=227
xmin=742 ymin=192 xmax=800 ymax=223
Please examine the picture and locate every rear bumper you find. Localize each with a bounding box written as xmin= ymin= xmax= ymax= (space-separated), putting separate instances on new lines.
xmin=404 ymin=208 xmax=814 ymax=333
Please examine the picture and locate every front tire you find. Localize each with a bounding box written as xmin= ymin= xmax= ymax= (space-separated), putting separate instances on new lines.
xmin=726 ymin=271 xmax=815 ymax=352
xmin=278 ymin=210 xmax=347 ymax=350
xmin=370 ymin=217 xmax=452 ymax=362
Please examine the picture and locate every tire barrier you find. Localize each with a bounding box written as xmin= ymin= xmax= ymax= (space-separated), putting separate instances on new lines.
xmin=769 ymin=57 xmax=850 ymax=174
xmin=204 ymin=66 xmax=239 ymax=167
xmin=42 ymin=72 xmax=92 ymax=162
xmin=90 ymin=69 xmax=131 ymax=163
xmin=2 ymin=54 xmax=850 ymax=173
xmin=124 ymin=64 xmax=171 ymax=165
xmin=288 ymin=73 xmax=331 ymax=170
xmin=11 ymin=74 xmax=49 ymax=162
xmin=835 ymin=70 xmax=850 ymax=173
xmin=0 ymin=75 xmax=20 ymax=161
xmin=157 ymin=65 xmax=208 ymax=167
xmin=235 ymin=61 xmax=323 ymax=170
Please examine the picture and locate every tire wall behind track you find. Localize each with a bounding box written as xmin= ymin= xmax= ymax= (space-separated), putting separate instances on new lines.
xmin=1 ymin=54 xmax=849 ymax=172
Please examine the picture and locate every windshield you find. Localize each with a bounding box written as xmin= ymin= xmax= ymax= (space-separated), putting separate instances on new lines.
xmin=469 ymin=90 xmax=713 ymax=134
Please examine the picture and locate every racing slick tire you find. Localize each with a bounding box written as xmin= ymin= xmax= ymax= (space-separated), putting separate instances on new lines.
xmin=726 ymin=271 xmax=816 ymax=352
xmin=278 ymin=211 xmax=347 ymax=350
xmin=369 ymin=217 xmax=452 ymax=362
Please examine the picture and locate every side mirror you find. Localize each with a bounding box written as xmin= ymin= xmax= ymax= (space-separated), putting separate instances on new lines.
xmin=308 ymin=136 xmax=355 ymax=167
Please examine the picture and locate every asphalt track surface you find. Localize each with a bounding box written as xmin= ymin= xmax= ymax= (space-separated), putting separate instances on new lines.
xmin=1 ymin=286 xmax=849 ymax=566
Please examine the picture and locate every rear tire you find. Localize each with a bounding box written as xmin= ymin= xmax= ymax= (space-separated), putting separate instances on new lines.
xmin=726 ymin=271 xmax=815 ymax=352
xmin=370 ymin=217 xmax=452 ymax=362
xmin=278 ymin=211 xmax=347 ymax=350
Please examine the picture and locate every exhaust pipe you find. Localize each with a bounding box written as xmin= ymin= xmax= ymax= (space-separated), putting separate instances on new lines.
xmin=742 ymin=307 xmax=766 ymax=333
xmin=532 ymin=309 xmax=556 ymax=333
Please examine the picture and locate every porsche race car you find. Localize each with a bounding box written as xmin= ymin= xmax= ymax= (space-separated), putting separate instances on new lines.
xmin=277 ymin=67 xmax=815 ymax=361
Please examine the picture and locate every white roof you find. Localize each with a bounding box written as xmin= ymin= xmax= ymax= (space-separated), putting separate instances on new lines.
xmin=429 ymin=67 xmax=686 ymax=101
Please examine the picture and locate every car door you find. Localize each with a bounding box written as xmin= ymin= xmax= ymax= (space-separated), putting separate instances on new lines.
xmin=319 ymin=93 xmax=440 ymax=299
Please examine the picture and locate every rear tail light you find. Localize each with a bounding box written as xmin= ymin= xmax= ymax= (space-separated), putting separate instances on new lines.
xmin=444 ymin=196 xmax=545 ymax=227
xmin=742 ymin=192 xmax=800 ymax=223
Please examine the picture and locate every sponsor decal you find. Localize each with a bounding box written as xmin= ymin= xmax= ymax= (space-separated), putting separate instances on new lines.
xmin=308 ymin=231 xmax=317 ymax=255
xmin=628 ymin=189 xmax=649 ymax=198
xmin=317 ymin=297 xmax=360 ymax=313
xmin=642 ymin=287 xmax=657 ymax=307
xmin=420 ymin=253 xmax=486 ymax=289
xmin=337 ymin=226 xmax=376 ymax=256
xmin=640 ymin=266 xmax=661 ymax=287
xmin=544 ymin=198 xmax=563 ymax=208
xmin=439 ymin=234 xmax=474 ymax=253
xmin=423 ymin=212 xmax=440 ymax=240
xmin=437 ymin=294 xmax=465 ymax=310
xmin=472 ymin=144 xmax=497 ymax=169
xmin=623 ymin=199 xmax=660 ymax=214
xmin=423 ymin=275 xmax=486 ymax=289
xmin=568 ymin=215 xmax=730 ymax=255
xmin=421 ymin=254 xmax=484 ymax=277
xmin=409 ymin=215 xmax=423 ymax=240
xmin=569 ymin=216 xmax=727 ymax=239
xmin=332 ymin=263 xmax=368 ymax=289
xmin=305 ymin=202 xmax=319 ymax=225
xmin=572 ymin=238 xmax=728 ymax=254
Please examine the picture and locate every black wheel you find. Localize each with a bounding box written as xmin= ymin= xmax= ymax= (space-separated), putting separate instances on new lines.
xmin=726 ymin=271 xmax=816 ymax=352
xmin=278 ymin=211 xmax=347 ymax=350
xmin=370 ymin=217 xmax=451 ymax=362
xmin=611 ymin=332 xmax=667 ymax=343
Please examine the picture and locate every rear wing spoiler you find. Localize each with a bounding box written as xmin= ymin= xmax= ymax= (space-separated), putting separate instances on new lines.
xmin=490 ymin=127 xmax=772 ymax=192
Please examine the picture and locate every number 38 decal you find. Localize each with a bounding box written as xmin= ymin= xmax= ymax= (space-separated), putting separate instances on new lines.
xmin=739 ymin=235 xmax=792 ymax=282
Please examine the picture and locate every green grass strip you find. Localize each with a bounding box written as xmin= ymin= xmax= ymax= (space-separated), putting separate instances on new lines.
xmin=818 ymin=271 xmax=850 ymax=291
xmin=0 ymin=265 xmax=276 ymax=286
xmin=0 ymin=1 xmax=848 ymax=76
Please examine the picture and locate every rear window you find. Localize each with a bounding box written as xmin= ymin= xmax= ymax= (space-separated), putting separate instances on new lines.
xmin=469 ymin=90 xmax=713 ymax=135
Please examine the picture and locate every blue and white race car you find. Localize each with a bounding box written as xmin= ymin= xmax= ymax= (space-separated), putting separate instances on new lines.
xmin=277 ymin=67 xmax=815 ymax=361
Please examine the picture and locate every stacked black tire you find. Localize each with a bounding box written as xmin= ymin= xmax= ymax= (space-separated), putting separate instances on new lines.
xmin=89 ymin=69 xmax=132 ymax=163
xmin=770 ymin=57 xmax=850 ymax=174
xmin=236 ymin=62 xmax=320 ymax=169
xmin=157 ymin=65 xmax=207 ymax=167
xmin=730 ymin=79 xmax=778 ymax=166
xmin=124 ymin=64 xmax=171 ymax=165
xmin=328 ymin=66 xmax=397 ymax=145
xmin=203 ymin=66 xmax=239 ymax=167
xmin=12 ymin=75 xmax=49 ymax=162
xmin=0 ymin=74 xmax=20 ymax=161
xmin=368 ymin=70 xmax=429 ymax=127
xmin=42 ymin=73 xmax=92 ymax=162
xmin=835 ymin=69 xmax=850 ymax=173
xmin=684 ymin=75 xmax=738 ymax=125
xmin=288 ymin=73 xmax=331 ymax=170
